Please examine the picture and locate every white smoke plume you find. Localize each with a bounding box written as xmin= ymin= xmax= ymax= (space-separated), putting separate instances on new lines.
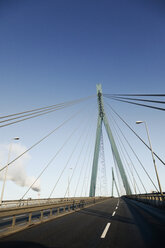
xmin=0 ymin=143 xmax=40 ymax=192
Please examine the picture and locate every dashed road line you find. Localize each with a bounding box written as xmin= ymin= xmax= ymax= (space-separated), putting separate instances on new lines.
xmin=101 ymin=223 xmax=111 ymax=238
xmin=100 ymin=199 xmax=119 ymax=239
xmin=112 ymin=211 xmax=116 ymax=216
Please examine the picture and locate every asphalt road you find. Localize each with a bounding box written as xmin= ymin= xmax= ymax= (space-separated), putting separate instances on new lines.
xmin=0 ymin=197 xmax=165 ymax=248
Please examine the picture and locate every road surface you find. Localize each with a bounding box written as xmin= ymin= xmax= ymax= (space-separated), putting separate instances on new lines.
xmin=0 ymin=197 xmax=165 ymax=248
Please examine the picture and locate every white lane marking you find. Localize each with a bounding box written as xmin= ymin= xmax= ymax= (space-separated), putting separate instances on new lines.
xmin=112 ymin=211 xmax=116 ymax=216
xmin=101 ymin=223 xmax=111 ymax=238
xmin=115 ymin=206 xmax=118 ymax=210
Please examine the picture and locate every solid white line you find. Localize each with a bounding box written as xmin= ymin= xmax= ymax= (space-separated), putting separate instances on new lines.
xmin=112 ymin=211 xmax=116 ymax=216
xmin=101 ymin=223 xmax=111 ymax=238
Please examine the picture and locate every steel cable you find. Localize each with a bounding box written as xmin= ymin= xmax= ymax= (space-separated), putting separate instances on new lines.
xmin=108 ymin=114 xmax=143 ymax=194
xmin=104 ymin=96 xmax=165 ymax=111
xmin=0 ymin=95 xmax=95 ymax=128
xmin=104 ymin=94 xmax=165 ymax=97
xmin=49 ymin=106 xmax=94 ymax=199
xmin=0 ymin=110 xmax=81 ymax=173
xmin=104 ymin=95 xmax=165 ymax=104
xmin=74 ymin=109 xmax=96 ymax=197
xmin=0 ymin=95 xmax=95 ymax=119
xmin=105 ymin=101 xmax=165 ymax=166
xmin=105 ymin=103 xmax=159 ymax=191
xmin=63 ymin=104 xmax=96 ymax=198
xmin=21 ymin=124 xmax=81 ymax=200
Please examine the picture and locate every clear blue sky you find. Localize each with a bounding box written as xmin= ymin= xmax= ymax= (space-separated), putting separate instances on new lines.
xmin=0 ymin=0 xmax=165 ymax=200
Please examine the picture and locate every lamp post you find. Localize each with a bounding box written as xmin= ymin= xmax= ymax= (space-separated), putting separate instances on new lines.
xmin=136 ymin=121 xmax=163 ymax=197
xmin=0 ymin=137 xmax=20 ymax=205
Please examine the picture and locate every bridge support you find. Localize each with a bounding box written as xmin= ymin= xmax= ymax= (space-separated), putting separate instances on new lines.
xmin=112 ymin=167 xmax=120 ymax=197
xmin=89 ymin=84 xmax=132 ymax=197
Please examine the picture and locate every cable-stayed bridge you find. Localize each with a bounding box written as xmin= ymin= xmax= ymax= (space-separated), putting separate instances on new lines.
xmin=0 ymin=85 xmax=165 ymax=248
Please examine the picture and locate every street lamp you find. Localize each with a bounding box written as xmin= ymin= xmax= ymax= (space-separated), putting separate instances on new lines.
xmin=0 ymin=137 xmax=20 ymax=205
xmin=136 ymin=121 xmax=163 ymax=197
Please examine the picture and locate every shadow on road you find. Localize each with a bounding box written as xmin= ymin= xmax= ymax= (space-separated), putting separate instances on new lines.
xmin=0 ymin=240 xmax=63 ymax=248
xmin=0 ymin=241 xmax=47 ymax=248
xmin=78 ymin=208 xmax=135 ymax=224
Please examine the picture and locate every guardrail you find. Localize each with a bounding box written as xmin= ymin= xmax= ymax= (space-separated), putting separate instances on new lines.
xmin=0 ymin=197 xmax=91 ymax=209
xmin=125 ymin=193 xmax=165 ymax=208
xmin=0 ymin=197 xmax=108 ymax=237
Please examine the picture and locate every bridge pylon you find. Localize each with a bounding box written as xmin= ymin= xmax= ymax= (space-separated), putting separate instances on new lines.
xmin=89 ymin=84 xmax=132 ymax=196
xmin=112 ymin=167 xmax=120 ymax=197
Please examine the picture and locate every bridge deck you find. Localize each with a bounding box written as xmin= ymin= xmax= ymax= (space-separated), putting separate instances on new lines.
xmin=0 ymin=198 xmax=165 ymax=248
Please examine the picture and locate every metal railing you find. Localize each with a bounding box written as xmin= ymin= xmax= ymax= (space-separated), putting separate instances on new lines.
xmin=0 ymin=198 xmax=71 ymax=209
xmin=125 ymin=193 xmax=165 ymax=208
xmin=0 ymin=197 xmax=108 ymax=237
xmin=0 ymin=197 xmax=96 ymax=209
